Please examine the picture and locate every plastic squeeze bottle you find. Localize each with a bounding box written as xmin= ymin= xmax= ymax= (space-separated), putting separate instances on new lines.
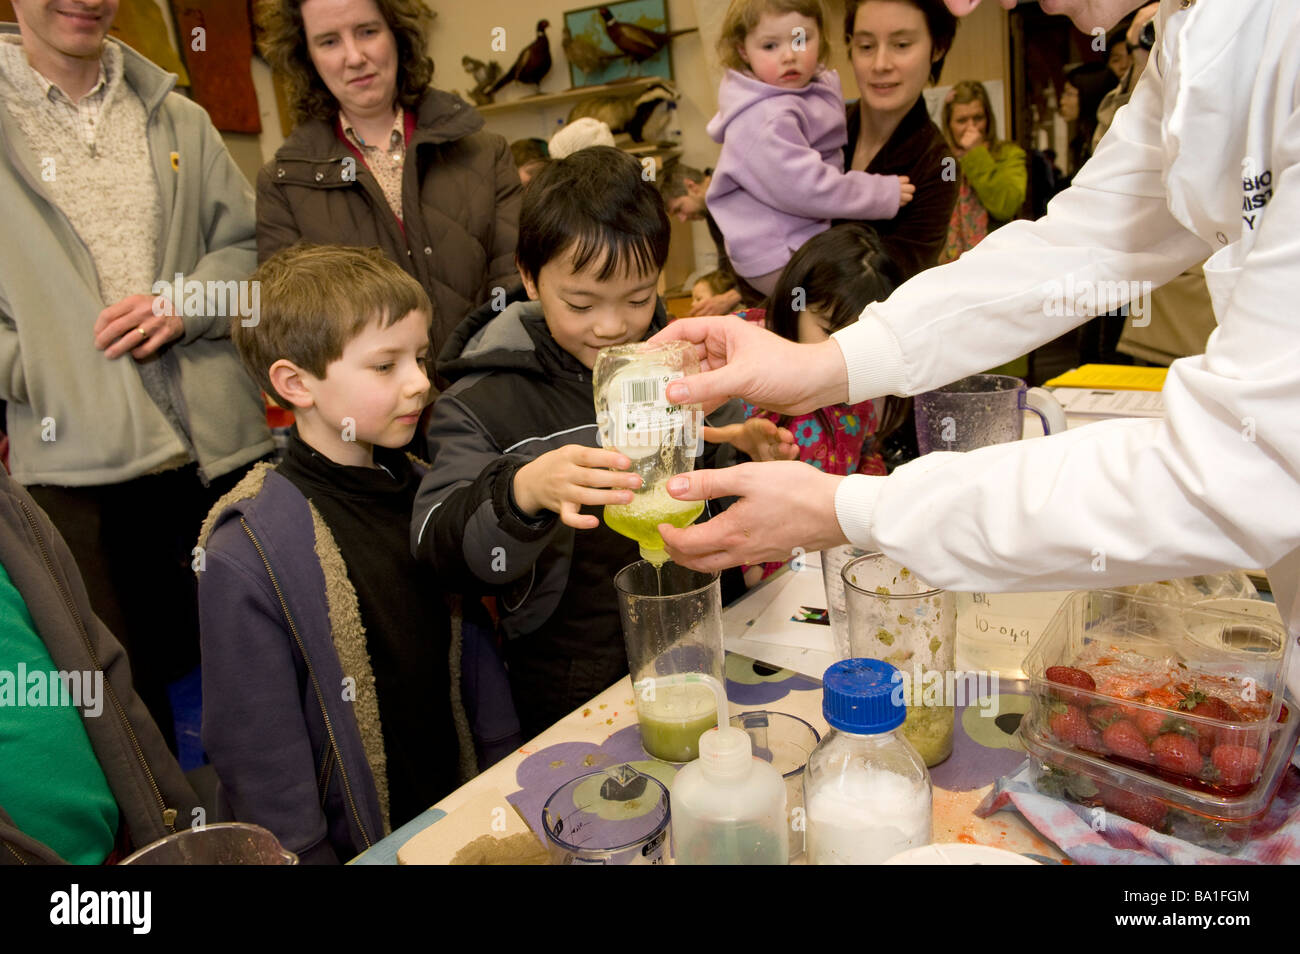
xmin=670 ymin=726 xmax=789 ymax=865
xmin=804 ymin=659 xmax=933 ymax=865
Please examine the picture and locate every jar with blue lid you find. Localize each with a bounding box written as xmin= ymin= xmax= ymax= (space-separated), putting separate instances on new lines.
xmin=804 ymin=659 xmax=933 ymax=864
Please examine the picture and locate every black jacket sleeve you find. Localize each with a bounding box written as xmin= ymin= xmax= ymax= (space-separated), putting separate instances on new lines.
xmin=412 ymin=393 xmax=558 ymax=591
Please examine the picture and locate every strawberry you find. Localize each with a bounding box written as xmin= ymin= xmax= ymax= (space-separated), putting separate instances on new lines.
xmin=1211 ymin=744 xmax=1263 ymax=788
xmin=1135 ymin=707 xmax=1174 ymax=739
xmin=1188 ymin=696 xmax=1241 ymax=723
xmin=1151 ymin=732 xmax=1204 ymax=777
xmin=1049 ymin=704 xmax=1101 ymax=752
xmin=1180 ymin=693 xmax=1241 ymax=754
xmin=1088 ymin=704 xmax=1124 ymax=730
xmin=1101 ymin=720 xmax=1152 ymax=764
xmin=1046 ymin=665 xmax=1095 ymax=690
xmin=1099 ymin=785 xmax=1168 ymax=831
xmin=1046 ymin=666 xmax=1097 ymax=707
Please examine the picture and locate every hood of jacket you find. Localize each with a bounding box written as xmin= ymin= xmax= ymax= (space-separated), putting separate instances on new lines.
xmin=707 ymin=67 xmax=847 ymax=143
xmin=437 ymin=295 xmax=671 ymax=383
xmin=273 ymin=87 xmax=485 ymax=167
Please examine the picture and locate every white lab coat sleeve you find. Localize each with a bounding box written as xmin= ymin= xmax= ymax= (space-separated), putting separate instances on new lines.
xmin=854 ymin=96 xmax=1300 ymax=594
xmin=832 ymin=56 xmax=1212 ymax=405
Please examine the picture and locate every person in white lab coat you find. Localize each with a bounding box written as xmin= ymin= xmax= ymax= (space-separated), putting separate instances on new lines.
xmin=652 ymin=0 xmax=1300 ymax=688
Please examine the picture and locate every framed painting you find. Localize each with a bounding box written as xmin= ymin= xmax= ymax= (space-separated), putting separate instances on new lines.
xmin=564 ymin=0 xmax=674 ymax=89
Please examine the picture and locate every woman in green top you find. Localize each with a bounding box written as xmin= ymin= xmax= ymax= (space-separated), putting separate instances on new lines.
xmin=938 ymin=80 xmax=1028 ymax=263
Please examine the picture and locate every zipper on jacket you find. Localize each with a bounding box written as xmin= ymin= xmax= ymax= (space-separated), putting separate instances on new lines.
xmin=3 ymin=841 xmax=30 ymax=865
xmin=239 ymin=518 xmax=373 ymax=848
xmin=17 ymin=498 xmax=176 ymax=833
xmin=143 ymin=106 xmax=205 ymax=481
xmin=278 ymin=152 xmax=417 ymax=274
xmin=318 ymin=747 xmax=335 ymax=808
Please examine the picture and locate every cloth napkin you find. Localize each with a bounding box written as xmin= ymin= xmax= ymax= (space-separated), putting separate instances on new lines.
xmin=975 ymin=751 xmax=1300 ymax=864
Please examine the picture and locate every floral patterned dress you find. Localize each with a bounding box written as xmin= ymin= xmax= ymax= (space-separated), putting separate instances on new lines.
xmin=742 ymin=398 xmax=887 ymax=580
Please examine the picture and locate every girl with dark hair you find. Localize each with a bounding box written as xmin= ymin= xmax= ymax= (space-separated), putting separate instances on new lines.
xmin=1060 ymin=61 xmax=1118 ymax=182
xmin=707 ymin=224 xmax=901 ymax=584
xmin=254 ymin=0 xmax=522 ymax=368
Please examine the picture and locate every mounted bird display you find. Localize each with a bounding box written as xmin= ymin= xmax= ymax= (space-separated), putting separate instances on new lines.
xmin=485 ymin=19 xmax=553 ymax=98
xmin=462 ymin=55 xmax=502 ymax=106
xmin=567 ymin=81 xmax=680 ymax=144
xmin=597 ymin=7 xmax=697 ymax=63
xmin=562 ymin=25 xmax=623 ymax=76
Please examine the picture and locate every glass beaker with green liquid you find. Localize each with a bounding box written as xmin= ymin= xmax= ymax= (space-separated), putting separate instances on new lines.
xmin=614 ymin=561 xmax=727 ymax=763
xmin=593 ymin=341 xmax=704 ymax=565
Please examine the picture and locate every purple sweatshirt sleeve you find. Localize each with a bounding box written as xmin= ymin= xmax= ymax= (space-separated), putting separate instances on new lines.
xmin=742 ymin=110 xmax=902 ymax=221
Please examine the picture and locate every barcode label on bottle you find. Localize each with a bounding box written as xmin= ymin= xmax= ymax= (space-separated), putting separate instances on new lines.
xmin=621 ymin=377 xmax=663 ymax=406
xmin=608 ymin=369 xmax=689 ymax=458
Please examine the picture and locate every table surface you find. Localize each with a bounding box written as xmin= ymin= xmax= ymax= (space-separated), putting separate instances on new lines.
xmin=355 ymin=410 xmax=1118 ymax=863
xmin=353 ymin=560 xmax=1065 ymax=865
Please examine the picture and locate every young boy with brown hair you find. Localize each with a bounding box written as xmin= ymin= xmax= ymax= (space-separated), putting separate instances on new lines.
xmin=197 ymin=244 xmax=512 ymax=863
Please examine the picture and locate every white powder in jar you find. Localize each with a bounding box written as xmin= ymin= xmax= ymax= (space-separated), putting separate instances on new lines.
xmin=805 ymin=768 xmax=932 ymax=865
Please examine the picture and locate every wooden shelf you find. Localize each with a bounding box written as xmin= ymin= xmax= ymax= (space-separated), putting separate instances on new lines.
xmin=622 ymin=142 xmax=681 ymax=158
xmin=474 ymin=75 xmax=673 ymax=116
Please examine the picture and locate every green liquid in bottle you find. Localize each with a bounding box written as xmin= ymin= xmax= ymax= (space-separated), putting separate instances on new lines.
xmin=605 ymin=482 xmax=705 ymax=566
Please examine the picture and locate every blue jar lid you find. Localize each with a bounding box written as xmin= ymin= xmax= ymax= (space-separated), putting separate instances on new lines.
xmin=822 ymin=659 xmax=906 ymax=734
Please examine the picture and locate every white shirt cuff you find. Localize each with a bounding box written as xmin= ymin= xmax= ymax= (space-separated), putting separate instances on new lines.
xmin=835 ymin=473 xmax=886 ymax=547
xmin=832 ymin=310 xmax=908 ymax=403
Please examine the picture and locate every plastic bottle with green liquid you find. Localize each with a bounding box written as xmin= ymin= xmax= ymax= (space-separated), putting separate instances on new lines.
xmin=594 ymin=341 xmax=705 ymax=566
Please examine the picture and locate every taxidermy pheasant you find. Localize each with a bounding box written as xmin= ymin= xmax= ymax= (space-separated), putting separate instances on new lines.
xmin=597 ymin=7 xmax=697 ymax=62
xmin=563 ymin=26 xmax=623 ymax=75
xmin=486 ymin=20 xmax=552 ymax=96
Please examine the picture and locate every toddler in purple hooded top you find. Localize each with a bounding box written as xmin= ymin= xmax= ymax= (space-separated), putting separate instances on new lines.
xmin=706 ymin=0 xmax=913 ymax=295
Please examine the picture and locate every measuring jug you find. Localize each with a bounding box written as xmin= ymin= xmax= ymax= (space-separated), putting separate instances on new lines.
xmin=914 ymin=374 xmax=1066 ymax=454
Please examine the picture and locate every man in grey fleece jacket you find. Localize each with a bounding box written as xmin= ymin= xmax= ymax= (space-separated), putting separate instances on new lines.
xmin=0 ymin=4 xmax=272 ymax=748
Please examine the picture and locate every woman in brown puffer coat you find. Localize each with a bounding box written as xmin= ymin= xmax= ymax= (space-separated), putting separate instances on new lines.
xmin=254 ymin=0 xmax=522 ymax=373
